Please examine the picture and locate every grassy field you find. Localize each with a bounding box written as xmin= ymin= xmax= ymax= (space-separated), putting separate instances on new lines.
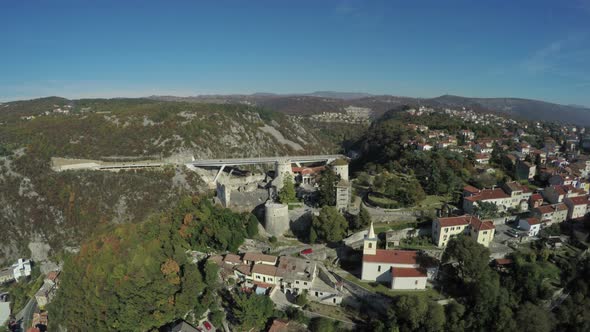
xmin=306 ymin=302 xmax=355 ymax=323
xmin=374 ymin=220 xmax=418 ymax=234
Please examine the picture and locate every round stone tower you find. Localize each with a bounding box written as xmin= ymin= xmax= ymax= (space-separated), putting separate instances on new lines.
xmin=275 ymin=159 xmax=293 ymax=179
xmin=331 ymin=158 xmax=349 ymax=181
xmin=264 ymin=200 xmax=290 ymax=236
xmin=273 ymin=159 xmax=294 ymax=190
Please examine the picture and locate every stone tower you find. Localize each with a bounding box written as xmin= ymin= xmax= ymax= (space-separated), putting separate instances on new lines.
xmin=273 ymin=159 xmax=294 ymax=190
xmin=264 ymin=200 xmax=290 ymax=236
xmin=331 ymin=159 xmax=349 ymax=181
xmin=363 ymin=222 xmax=377 ymax=256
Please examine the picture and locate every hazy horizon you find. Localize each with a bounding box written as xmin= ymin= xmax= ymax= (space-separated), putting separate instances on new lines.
xmin=1 ymin=0 xmax=589 ymax=106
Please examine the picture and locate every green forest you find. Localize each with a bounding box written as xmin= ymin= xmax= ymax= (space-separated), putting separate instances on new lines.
xmin=48 ymin=195 xmax=256 ymax=331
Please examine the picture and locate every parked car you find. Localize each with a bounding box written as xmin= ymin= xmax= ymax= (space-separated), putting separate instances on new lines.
xmin=506 ymin=229 xmax=520 ymax=238
xmin=300 ymin=248 xmax=313 ymax=255
xmin=203 ymin=321 xmax=213 ymax=331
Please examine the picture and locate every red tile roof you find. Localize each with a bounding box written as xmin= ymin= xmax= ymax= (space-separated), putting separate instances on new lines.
xmin=363 ymin=249 xmax=418 ymax=265
xmin=555 ymin=203 xmax=568 ymax=211
xmin=470 ymin=218 xmax=495 ymax=232
xmin=223 ymin=254 xmax=242 ymax=264
xmin=291 ymin=166 xmax=325 ymax=175
xmin=475 ymin=153 xmax=490 ymax=159
xmin=531 ymin=193 xmax=543 ymax=201
xmin=567 ymin=195 xmax=589 ymax=205
xmin=551 ymin=185 xmax=567 ymax=195
xmin=253 ymin=281 xmax=275 ymax=289
xmin=524 ymin=217 xmax=541 ymax=225
xmin=464 ymin=185 xmax=480 ymax=194
xmin=535 ymin=205 xmax=555 ymax=214
xmin=268 ymin=319 xmax=290 ymax=332
xmin=437 ymin=215 xmax=478 ymax=228
xmin=46 ymin=271 xmax=60 ymax=282
xmin=465 ymin=188 xmax=509 ymax=202
xmin=391 ymin=267 xmax=427 ymax=278
xmin=235 ymin=264 xmax=252 ymax=276
xmin=494 ymin=258 xmax=513 ymax=265
xmin=251 ymin=264 xmax=277 ymax=276
xmin=243 ymin=252 xmax=277 ymax=264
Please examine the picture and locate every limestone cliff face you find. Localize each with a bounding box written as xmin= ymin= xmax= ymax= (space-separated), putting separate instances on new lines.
xmin=0 ymin=98 xmax=366 ymax=266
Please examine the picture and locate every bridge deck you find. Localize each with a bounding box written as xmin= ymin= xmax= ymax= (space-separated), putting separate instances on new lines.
xmin=189 ymin=154 xmax=346 ymax=167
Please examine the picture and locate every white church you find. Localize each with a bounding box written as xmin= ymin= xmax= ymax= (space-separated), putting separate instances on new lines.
xmin=361 ymin=222 xmax=427 ymax=290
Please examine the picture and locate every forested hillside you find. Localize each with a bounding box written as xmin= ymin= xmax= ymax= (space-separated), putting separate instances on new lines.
xmin=49 ymin=196 xmax=250 ymax=331
xmin=0 ymin=97 xmax=365 ymax=267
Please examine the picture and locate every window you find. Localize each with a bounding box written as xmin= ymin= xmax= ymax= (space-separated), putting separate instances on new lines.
xmin=378 ymin=265 xmax=381 ymax=272
xmin=304 ymin=282 xmax=308 ymax=286
xmin=483 ymin=231 xmax=487 ymax=235
xmin=296 ymin=281 xmax=299 ymax=284
xmin=368 ymin=243 xmax=372 ymax=249
xmin=415 ymin=280 xmax=418 ymax=285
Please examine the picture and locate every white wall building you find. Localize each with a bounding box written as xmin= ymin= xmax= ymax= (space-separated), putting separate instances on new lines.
xmin=518 ymin=217 xmax=541 ymax=237
xmin=390 ymin=267 xmax=428 ymax=290
xmin=12 ymin=259 xmax=31 ymax=281
xmin=361 ymin=223 xmax=426 ymax=290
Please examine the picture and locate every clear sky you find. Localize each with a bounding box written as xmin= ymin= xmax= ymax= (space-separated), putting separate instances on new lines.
xmin=1 ymin=0 xmax=589 ymax=106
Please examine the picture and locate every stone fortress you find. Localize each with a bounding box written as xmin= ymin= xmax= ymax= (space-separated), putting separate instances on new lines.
xmin=201 ymin=157 xmax=350 ymax=237
xmin=50 ymin=153 xmax=349 ymax=237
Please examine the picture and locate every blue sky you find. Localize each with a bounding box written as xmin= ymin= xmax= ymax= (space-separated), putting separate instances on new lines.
xmin=1 ymin=0 xmax=589 ymax=106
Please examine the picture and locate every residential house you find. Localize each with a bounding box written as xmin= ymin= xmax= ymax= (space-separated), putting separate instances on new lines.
xmin=475 ymin=153 xmax=490 ymax=164
xmin=463 ymin=187 xmax=511 ymax=213
xmin=501 ymin=181 xmax=532 ymax=210
xmin=553 ymin=203 xmax=569 ymax=223
xmin=564 ymin=196 xmax=589 ymax=220
xmin=432 ymin=215 xmax=495 ymax=248
xmin=34 ymin=270 xmax=60 ymax=308
xmin=459 ymin=130 xmax=475 ymax=140
xmin=417 ymin=143 xmax=433 ymax=151
xmin=517 ymin=142 xmax=531 ymax=155
xmin=532 ymin=204 xmax=568 ymax=225
xmin=469 ymin=218 xmax=496 ymax=246
xmin=518 ymin=217 xmax=542 ymax=237
xmin=543 ymin=185 xmax=586 ymax=204
xmin=529 ymin=193 xmax=544 ymax=209
xmin=243 ymin=252 xmax=277 ymax=266
xmin=12 ymin=259 xmax=31 ymax=281
xmin=169 ymin=320 xmax=200 ymax=332
xmin=516 ymin=161 xmax=536 ymax=180
xmin=225 ymin=252 xmax=343 ymax=305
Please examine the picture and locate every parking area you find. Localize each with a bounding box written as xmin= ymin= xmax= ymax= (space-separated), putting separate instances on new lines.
xmin=494 ymin=223 xmax=520 ymax=244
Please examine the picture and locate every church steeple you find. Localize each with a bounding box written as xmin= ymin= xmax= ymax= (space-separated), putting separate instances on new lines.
xmin=363 ymin=221 xmax=377 ymax=256
xmin=368 ymin=221 xmax=376 ymax=239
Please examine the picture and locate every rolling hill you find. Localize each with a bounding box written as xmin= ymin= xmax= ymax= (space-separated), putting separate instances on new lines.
xmin=150 ymin=93 xmax=590 ymax=125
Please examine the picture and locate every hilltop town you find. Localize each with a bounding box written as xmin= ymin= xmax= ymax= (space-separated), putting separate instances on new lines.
xmin=1 ymin=98 xmax=590 ymax=332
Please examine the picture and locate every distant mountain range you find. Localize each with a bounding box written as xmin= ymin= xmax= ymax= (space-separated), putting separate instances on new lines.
xmin=149 ymin=92 xmax=590 ymax=126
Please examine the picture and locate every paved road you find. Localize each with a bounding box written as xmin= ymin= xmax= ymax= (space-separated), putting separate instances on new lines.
xmin=188 ymin=154 xmax=346 ymax=167
xmin=16 ymin=297 xmax=36 ymax=331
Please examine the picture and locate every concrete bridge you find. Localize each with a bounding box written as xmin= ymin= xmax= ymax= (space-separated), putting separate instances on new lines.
xmin=188 ymin=154 xmax=346 ymax=183
xmin=188 ymin=154 xmax=345 ymax=167
xmin=51 ymin=154 xmax=347 ymax=176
